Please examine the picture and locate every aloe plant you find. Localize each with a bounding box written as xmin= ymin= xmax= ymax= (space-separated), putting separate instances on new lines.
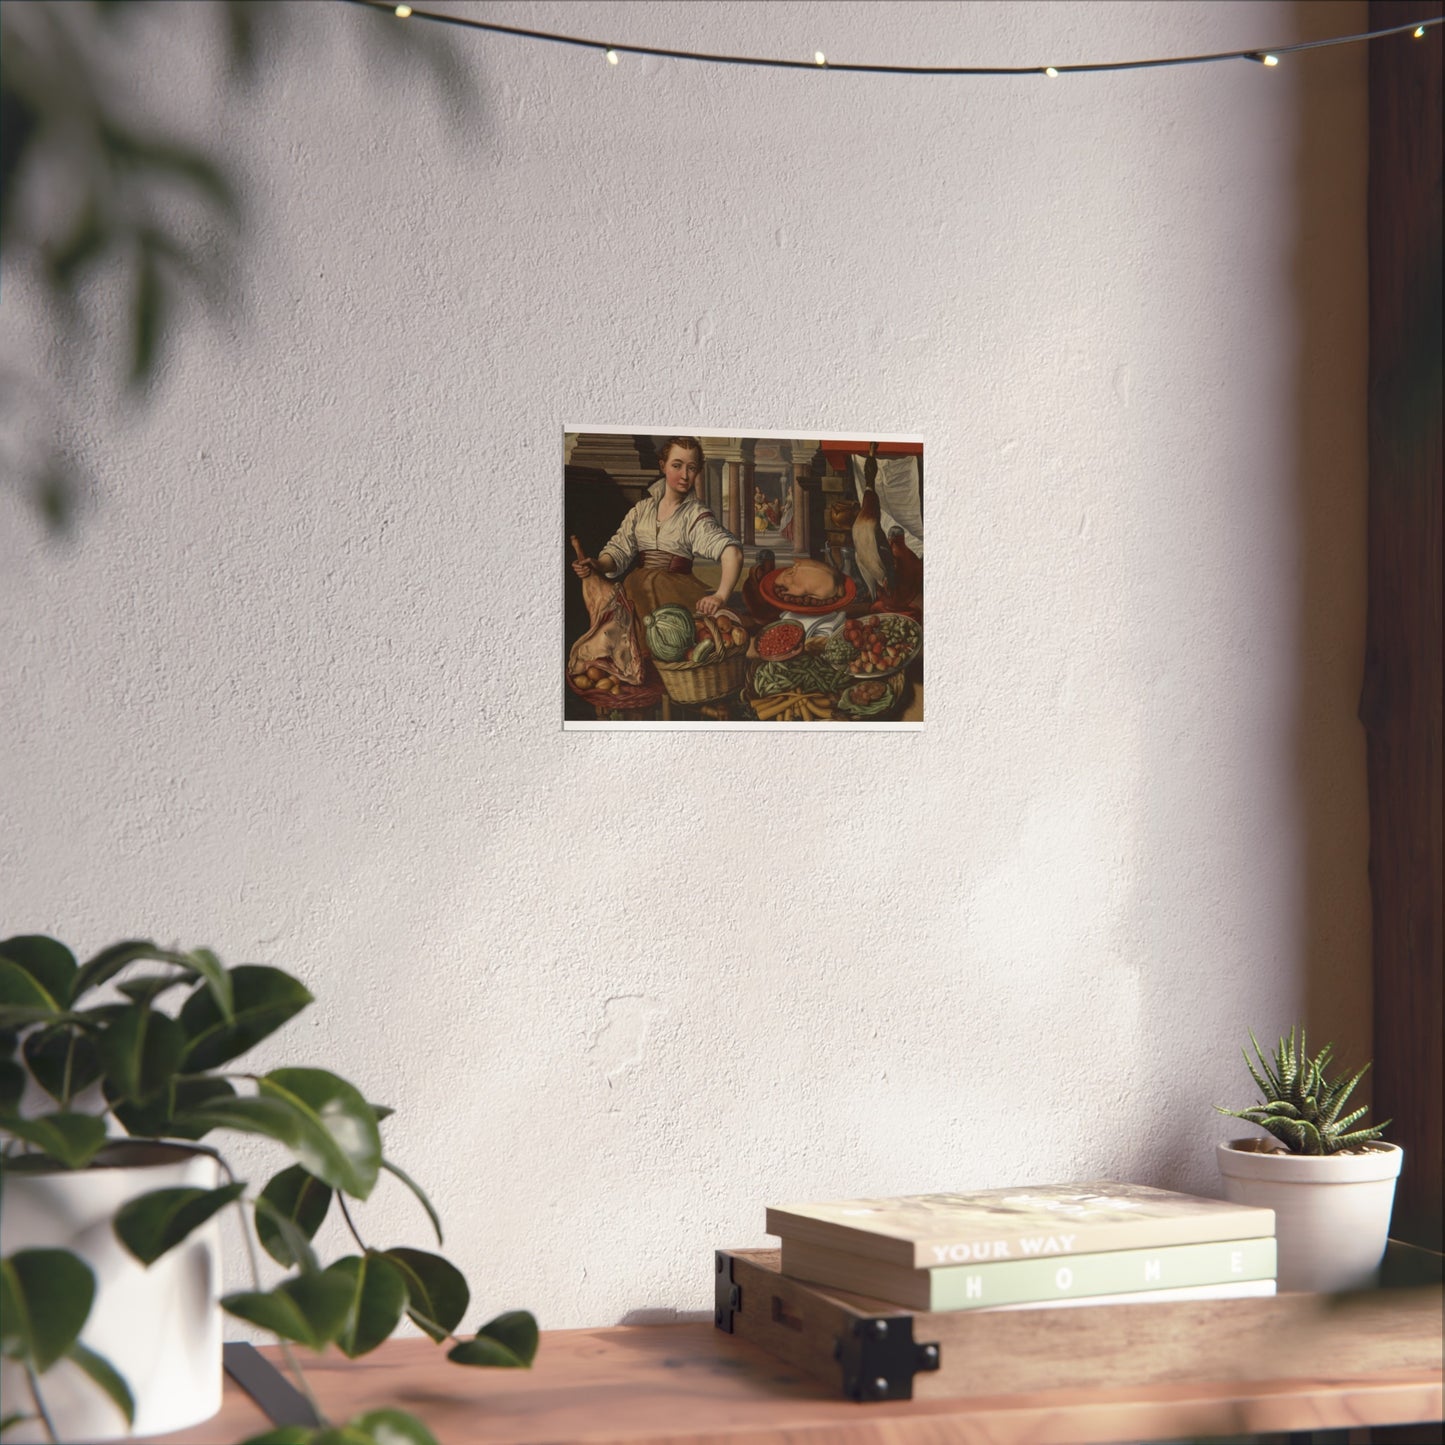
xmin=0 ymin=935 xmax=536 ymax=1445
xmin=1216 ymin=1025 xmax=1391 ymax=1156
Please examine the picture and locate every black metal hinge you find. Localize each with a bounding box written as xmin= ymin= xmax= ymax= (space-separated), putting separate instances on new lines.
xmin=714 ymin=1250 xmax=742 ymax=1332
xmin=222 ymin=1341 xmax=320 ymax=1427
xmin=833 ymin=1313 xmax=941 ymax=1401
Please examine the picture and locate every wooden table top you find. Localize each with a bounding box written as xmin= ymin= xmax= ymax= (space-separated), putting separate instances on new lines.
xmin=149 ymin=1320 xmax=1443 ymax=1445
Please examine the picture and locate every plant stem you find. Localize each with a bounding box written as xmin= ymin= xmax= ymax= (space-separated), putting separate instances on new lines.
xmin=60 ymin=1031 xmax=77 ymax=1110
xmin=219 ymin=1157 xmax=327 ymax=1427
xmin=24 ymin=1364 xmax=57 ymax=1444
xmin=336 ymin=1194 xmax=367 ymax=1253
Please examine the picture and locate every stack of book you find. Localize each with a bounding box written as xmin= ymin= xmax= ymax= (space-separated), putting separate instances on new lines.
xmin=766 ymin=1181 xmax=1277 ymax=1312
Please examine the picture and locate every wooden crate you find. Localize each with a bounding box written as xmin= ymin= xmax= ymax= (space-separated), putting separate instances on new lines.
xmin=715 ymin=1242 xmax=1444 ymax=1404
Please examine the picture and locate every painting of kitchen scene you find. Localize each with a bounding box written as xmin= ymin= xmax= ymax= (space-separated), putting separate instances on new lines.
xmin=564 ymin=430 xmax=923 ymax=726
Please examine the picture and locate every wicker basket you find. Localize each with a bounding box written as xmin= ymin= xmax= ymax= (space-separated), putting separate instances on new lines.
xmin=652 ymin=649 xmax=748 ymax=704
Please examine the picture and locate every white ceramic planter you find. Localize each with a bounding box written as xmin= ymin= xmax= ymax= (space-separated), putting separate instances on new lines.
xmin=0 ymin=1141 xmax=224 ymax=1442
xmin=1216 ymin=1137 xmax=1403 ymax=1294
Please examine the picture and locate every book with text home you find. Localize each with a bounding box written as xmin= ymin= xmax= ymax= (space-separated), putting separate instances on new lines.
xmin=766 ymin=1181 xmax=1275 ymax=1270
xmin=779 ymin=1234 xmax=1278 ymax=1310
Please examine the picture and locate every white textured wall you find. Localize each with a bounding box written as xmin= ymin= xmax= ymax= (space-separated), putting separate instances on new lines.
xmin=0 ymin=1 xmax=1370 ymax=1331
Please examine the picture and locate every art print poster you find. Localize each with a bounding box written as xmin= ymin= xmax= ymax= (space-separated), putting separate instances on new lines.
xmin=563 ymin=428 xmax=923 ymax=729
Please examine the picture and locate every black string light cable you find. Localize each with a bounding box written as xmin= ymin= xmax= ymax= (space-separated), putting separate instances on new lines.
xmin=339 ymin=0 xmax=1440 ymax=76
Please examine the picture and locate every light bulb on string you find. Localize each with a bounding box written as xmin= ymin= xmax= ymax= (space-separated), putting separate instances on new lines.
xmin=338 ymin=2 xmax=1442 ymax=79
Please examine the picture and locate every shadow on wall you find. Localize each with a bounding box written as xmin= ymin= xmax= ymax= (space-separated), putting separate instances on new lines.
xmin=1287 ymin=0 xmax=1373 ymax=1085
xmin=1128 ymin=1 xmax=1374 ymax=1197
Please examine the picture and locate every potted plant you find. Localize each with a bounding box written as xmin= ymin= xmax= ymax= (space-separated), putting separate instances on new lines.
xmin=0 ymin=934 xmax=537 ymax=1444
xmin=1215 ymin=1024 xmax=1402 ymax=1293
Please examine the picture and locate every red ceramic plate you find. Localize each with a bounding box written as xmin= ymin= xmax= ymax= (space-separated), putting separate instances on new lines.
xmin=756 ymin=569 xmax=857 ymax=616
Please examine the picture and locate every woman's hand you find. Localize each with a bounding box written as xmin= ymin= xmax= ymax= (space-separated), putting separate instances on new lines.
xmin=574 ymin=554 xmax=616 ymax=579
xmin=697 ymin=592 xmax=727 ymax=616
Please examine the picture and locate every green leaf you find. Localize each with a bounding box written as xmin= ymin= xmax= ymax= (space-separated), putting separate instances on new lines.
xmin=252 ymin=1196 xmax=321 ymax=1277
xmin=142 ymin=1076 xmax=240 ymax=1142
xmin=382 ymin=1248 xmax=468 ymax=1342
xmin=0 ymin=938 xmax=76 ymax=1008
xmin=180 ymin=966 xmax=312 ymax=1071
xmin=170 ymin=1095 xmax=311 ymax=1162
xmin=256 ymin=1165 xmax=332 ymax=1268
xmin=0 ymin=960 xmax=60 ymax=1028
xmin=0 ymin=1249 xmax=95 ymax=1371
xmin=380 ymin=1158 xmax=442 ymax=1246
xmin=0 ymin=1112 xmax=108 ymax=1168
xmin=182 ymin=948 xmax=234 ymax=1023
xmin=238 ymin=1431 xmax=315 ymax=1445
xmin=310 ymin=1430 xmax=374 ymax=1445
xmin=0 ymin=1060 xmax=25 ymax=1114
xmin=116 ymin=975 xmax=191 ymax=1008
xmin=370 ymin=1103 xmax=394 ymax=1122
xmin=351 ymin=1409 xmax=441 ymax=1445
xmin=104 ymin=1075 xmax=172 ymax=1140
xmin=23 ymin=1026 xmax=102 ymax=1103
xmin=67 ymin=1340 xmax=135 ymax=1426
xmin=447 ymin=1310 xmax=538 ymax=1369
xmin=259 ymin=1070 xmax=381 ymax=1201
xmin=0 ymin=1261 xmax=23 ymax=1359
xmin=177 ymin=1081 xmax=379 ymax=1200
xmin=113 ymin=1182 xmax=245 ymax=1265
xmin=107 ymin=1073 xmax=239 ymax=1142
xmin=222 ymin=1272 xmax=353 ymax=1351
xmin=71 ymin=941 xmax=175 ymax=1001
xmin=326 ymin=1253 xmax=407 ymax=1359
xmin=97 ymin=1005 xmax=187 ymax=1103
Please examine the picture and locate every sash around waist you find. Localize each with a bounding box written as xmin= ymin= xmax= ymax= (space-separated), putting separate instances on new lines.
xmin=640 ymin=550 xmax=693 ymax=574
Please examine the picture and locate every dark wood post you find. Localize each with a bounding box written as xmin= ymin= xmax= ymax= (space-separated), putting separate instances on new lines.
xmin=1364 ymin=1 xmax=1443 ymax=1261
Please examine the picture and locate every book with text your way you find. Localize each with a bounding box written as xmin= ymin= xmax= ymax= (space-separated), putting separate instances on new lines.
xmin=766 ymin=1180 xmax=1275 ymax=1271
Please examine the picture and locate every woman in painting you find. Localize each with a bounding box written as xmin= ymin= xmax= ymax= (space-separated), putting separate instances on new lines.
xmin=570 ymin=436 xmax=743 ymax=619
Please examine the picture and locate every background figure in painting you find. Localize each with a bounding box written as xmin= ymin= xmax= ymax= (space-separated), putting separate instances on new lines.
xmin=571 ymin=437 xmax=744 ymax=624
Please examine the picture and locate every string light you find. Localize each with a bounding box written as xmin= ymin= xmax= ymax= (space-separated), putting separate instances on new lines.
xmin=605 ymin=49 xmax=619 ymax=65
xmin=339 ymin=2 xmax=1443 ymax=78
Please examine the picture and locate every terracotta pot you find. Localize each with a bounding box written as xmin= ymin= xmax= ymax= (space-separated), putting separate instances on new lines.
xmin=1216 ymin=1138 xmax=1402 ymax=1293
xmin=0 ymin=1141 xmax=224 ymax=1441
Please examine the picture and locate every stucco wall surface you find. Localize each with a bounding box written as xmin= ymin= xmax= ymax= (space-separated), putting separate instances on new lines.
xmin=0 ymin=1 xmax=1371 ymax=1330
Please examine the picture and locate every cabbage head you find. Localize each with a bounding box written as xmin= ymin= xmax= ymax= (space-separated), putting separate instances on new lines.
xmin=644 ymin=605 xmax=695 ymax=662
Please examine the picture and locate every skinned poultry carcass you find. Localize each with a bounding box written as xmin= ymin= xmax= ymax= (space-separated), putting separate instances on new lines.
xmin=567 ymin=535 xmax=645 ymax=685
xmin=851 ymin=480 xmax=895 ymax=602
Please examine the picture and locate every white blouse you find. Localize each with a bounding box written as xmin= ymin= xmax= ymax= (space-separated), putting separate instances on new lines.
xmin=601 ymin=480 xmax=741 ymax=573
